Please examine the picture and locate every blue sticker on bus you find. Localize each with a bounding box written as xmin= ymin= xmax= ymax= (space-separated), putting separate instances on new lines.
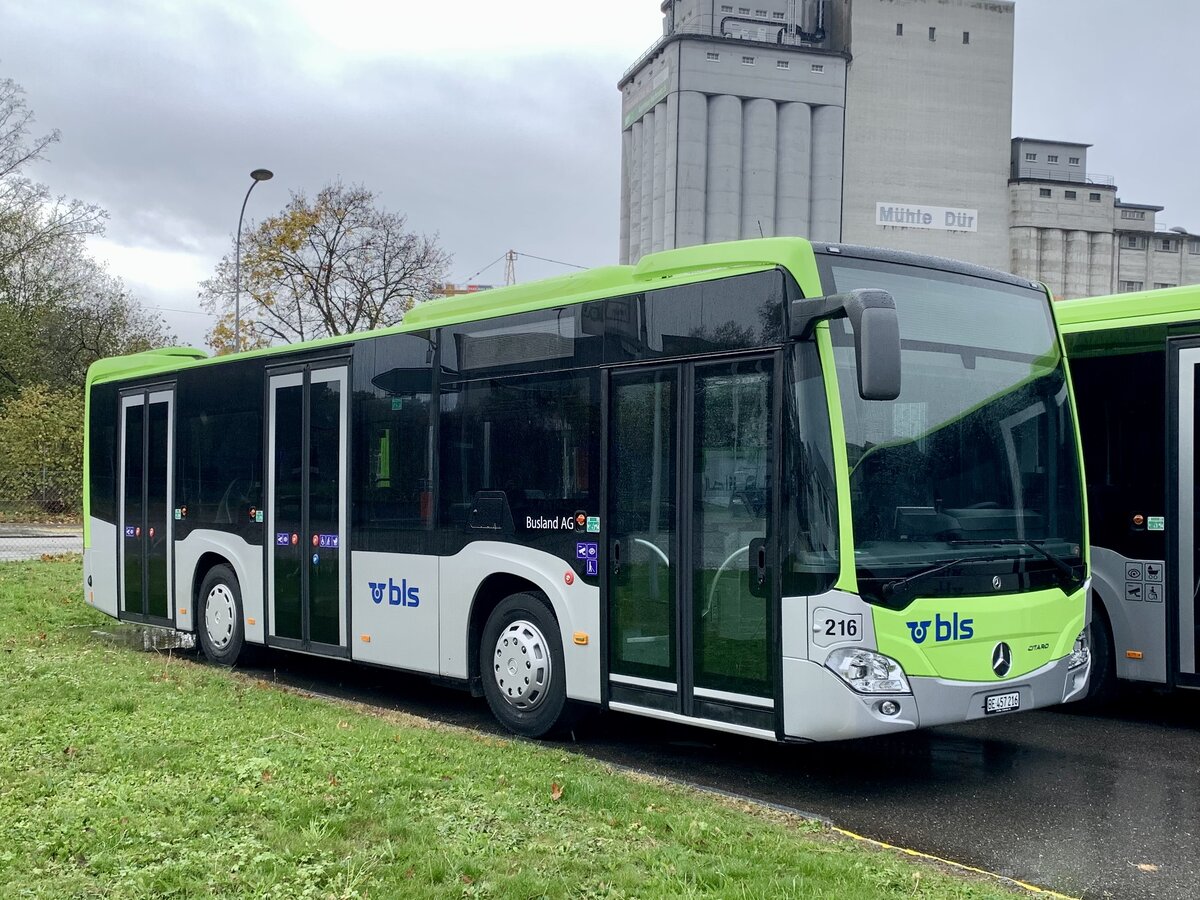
xmin=276 ymin=532 xmax=290 ymax=546
xmin=586 ymin=558 xmax=598 ymax=576
xmin=576 ymin=541 xmax=598 ymax=560
xmin=124 ymin=526 xmax=136 ymax=538
xmin=318 ymin=533 xmax=339 ymax=549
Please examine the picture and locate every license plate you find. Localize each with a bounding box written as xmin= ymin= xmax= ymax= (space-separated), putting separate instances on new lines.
xmin=984 ymin=691 xmax=1021 ymax=714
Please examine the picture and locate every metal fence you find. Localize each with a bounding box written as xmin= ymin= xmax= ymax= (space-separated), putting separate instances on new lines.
xmin=0 ymin=469 xmax=82 ymax=561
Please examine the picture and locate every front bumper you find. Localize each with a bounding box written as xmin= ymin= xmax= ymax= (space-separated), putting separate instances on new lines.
xmin=782 ymin=652 xmax=1090 ymax=742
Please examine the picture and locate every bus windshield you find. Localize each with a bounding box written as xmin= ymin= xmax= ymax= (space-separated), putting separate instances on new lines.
xmin=822 ymin=255 xmax=1085 ymax=606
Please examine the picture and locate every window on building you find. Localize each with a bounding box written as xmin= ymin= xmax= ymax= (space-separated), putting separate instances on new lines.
xmin=1154 ymin=283 xmax=1178 ymax=290
xmin=1159 ymin=239 xmax=1179 ymax=252
xmin=1068 ymin=156 xmax=1080 ymax=166
xmin=962 ymin=31 xmax=970 ymax=44
xmin=773 ymin=11 xmax=785 ymax=19
xmin=738 ymin=6 xmax=750 ymax=13
xmin=1047 ymin=154 xmax=1059 ymax=163
xmin=1025 ymin=152 xmax=1037 ymax=162
xmin=721 ymin=4 xmax=733 ymax=11
xmin=1090 ymin=193 xmax=1102 ymax=202
xmin=1121 ymin=209 xmax=1147 ymax=220
xmin=896 ymin=23 xmax=903 ymax=36
xmin=929 ymin=26 xmax=936 ymax=41
xmin=1119 ymin=281 xmax=1144 ymax=292
xmin=755 ymin=8 xmax=768 ymax=16
xmin=1123 ymin=235 xmax=1148 ymax=250
xmin=776 ymin=59 xmax=790 ymax=69
xmin=811 ymin=63 xmax=824 ymax=73
xmin=1190 ymin=240 xmax=1200 ymax=255
xmin=742 ymin=55 xmax=755 ymax=65
xmin=706 ymin=51 xmax=720 ymax=61
xmin=1065 ymin=190 xmax=1077 ymax=200
xmin=1039 ymin=188 xmax=1052 ymax=198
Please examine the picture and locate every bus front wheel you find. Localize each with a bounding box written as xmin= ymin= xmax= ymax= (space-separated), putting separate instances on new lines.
xmin=480 ymin=592 xmax=569 ymax=738
xmin=197 ymin=564 xmax=248 ymax=667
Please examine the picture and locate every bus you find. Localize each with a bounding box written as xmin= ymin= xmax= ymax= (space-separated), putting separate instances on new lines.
xmin=1058 ymin=283 xmax=1200 ymax=697
xmin=83 ymin=237 xmax=1092 ymax=742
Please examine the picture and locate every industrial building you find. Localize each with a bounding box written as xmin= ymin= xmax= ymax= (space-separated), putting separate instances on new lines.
xmin=1008 ymin=138 xmax=1200 ymax=298
xmin=619 ymin=0 xmax=1015 ymax=269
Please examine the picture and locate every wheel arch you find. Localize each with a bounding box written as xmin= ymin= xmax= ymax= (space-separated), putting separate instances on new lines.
xmin=466 ymin=573 xmax=549 ymax=694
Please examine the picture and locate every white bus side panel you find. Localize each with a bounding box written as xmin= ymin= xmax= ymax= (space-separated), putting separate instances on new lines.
xmin=350 ymin=550 xmax=440 ymax=674
xmin=84 ymin=517 xmax=119 ymax=618
xmin=438 ymin=542 xmax=601 ymax=703
xmin=1090 ymin=546 xmax=1168 ymax=684
xmin=174 ymin=529 xmax=265 ymax=644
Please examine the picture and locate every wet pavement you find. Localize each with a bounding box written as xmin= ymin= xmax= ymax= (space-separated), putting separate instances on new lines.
xmin=137 ymin=637 xmax=1198 ymax=900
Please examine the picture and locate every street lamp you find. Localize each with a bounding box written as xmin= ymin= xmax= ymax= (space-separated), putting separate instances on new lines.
xmin=234 ymin=168 xmax=274 ymax=352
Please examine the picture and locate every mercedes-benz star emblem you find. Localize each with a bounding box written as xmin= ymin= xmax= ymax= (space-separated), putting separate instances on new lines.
xmin=991 ymin=641 xmax=1012 ymax=678
xmin=992 ymin=575 xmax=1002 ymax=590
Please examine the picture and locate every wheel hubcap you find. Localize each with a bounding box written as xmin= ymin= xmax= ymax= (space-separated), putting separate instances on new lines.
xmin=493 ymin=619 xmax=551 ymax=711
xmin=205 ymin=584 xmax=237 ymax=650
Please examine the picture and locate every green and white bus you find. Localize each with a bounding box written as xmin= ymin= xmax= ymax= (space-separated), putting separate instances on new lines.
xmin=84 ymin=237 xmax=1091 ymax=742
xmin=1059 ymin=283 xmax=1200 ymax=696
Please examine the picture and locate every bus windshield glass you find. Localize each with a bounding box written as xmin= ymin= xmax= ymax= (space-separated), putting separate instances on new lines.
xmin=822 ymin=255 xmax=1085 ymax=606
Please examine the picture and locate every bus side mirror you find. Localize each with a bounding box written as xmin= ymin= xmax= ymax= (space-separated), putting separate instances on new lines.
xmin=790 ymin=288 xmax=901 ymax=401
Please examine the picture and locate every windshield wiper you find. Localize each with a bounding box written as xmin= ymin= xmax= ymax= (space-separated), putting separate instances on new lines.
xmin=880 ymin=554 xmax=1014 ymax=601
xmin=949 ymin=539 xmax=1079 ymax=583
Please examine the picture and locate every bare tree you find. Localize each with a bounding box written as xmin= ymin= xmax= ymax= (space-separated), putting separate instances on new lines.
xmin=199 ymin=181 xmax=451 ymax=351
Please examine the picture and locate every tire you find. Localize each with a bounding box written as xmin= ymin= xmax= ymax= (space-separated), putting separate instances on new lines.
xmin=479 ymin=592 xmax=569 ymax=738
xmin=196 ymin=564 xmax=250 ymax=667
xmin=1081 ymin=598 xmax=1116 ymax=706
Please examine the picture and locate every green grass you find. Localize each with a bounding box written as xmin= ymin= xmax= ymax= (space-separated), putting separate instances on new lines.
xmin=0 ymin=557 xmax=1019 ymax=899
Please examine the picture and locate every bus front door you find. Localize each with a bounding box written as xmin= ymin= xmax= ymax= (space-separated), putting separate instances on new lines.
xmin=118 ymin=387 xmax=174 ymax=626
xmin=266 ymin=363 xmax=349 ymax=655
xmin=606 ymin=356 xmax=778 ymax=732
xmin=1175 ymin=347 xmax=1200 ymax=685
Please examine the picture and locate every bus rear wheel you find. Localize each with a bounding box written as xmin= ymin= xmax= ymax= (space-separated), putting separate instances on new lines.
xmin=197 ymin=564 xmax=249 ymax=667
xmin=480 ymin=592 xmax=569 ymax=738
xmin=1081 ymin=598 xmax=1116 ymax=706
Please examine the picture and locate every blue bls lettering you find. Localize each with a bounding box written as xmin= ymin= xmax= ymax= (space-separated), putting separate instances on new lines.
xmin=368 ymin=578 xmax=420 ymax=608
xmin=906 ymin=613 xmax=974 ymax=644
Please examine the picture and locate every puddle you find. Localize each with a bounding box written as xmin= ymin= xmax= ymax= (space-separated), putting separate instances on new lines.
xmin=91 ymin=625 xmax=196 ymax=652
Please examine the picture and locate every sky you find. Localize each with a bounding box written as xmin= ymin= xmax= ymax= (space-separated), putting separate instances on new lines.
xmin=1 ymin=0 xmax=1197 ymax=347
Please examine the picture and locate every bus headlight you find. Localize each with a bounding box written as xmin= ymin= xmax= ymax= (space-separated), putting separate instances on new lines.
xmin=1067 ymin=629 xmax=1090 ymax=670
xmin=825 ymin=648 xmax=910 ymax=694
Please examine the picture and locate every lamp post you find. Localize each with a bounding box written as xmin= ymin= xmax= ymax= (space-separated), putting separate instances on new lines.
xmin=234 ymin=168 xmax=274 ymax=352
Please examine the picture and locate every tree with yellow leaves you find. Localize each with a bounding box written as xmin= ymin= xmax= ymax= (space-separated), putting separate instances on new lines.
xmin=199 ymin=181 xmax=450 ymax=353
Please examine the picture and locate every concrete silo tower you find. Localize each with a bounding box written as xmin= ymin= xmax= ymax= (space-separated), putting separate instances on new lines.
xmin=618 ymin=0 xmax=848 ymax=264
xmin=619 ymin=0 xmax=1016 ymax=270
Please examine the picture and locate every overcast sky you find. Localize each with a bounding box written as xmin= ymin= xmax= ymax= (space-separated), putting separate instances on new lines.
xmin=2 ymin=0 xmax=1197 ymax=346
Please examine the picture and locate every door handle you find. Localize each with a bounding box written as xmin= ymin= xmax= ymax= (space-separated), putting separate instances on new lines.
xmin=613 ymin=539 xmax=621 ymax=575
xmin=750 ymin=537 xmax=767 ymax=588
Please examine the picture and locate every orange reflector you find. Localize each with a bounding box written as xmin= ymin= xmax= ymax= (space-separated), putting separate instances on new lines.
xmin=573 ymin=632 xmax=589 ymax=646
xmin=1126 ymin=650 xmax=1144 ymax=660
xmin=361 ymin=634 xmax=371 ymax=643
xmin=88 ymin=591 xmax=94 ymax=605
xmin=179 ymin=608 xmax=188 ymax=616
xmin=247 ymin=617 xmax=257 ymax=626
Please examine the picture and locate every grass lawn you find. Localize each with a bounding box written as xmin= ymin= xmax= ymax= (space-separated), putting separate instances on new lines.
xmin=0 ymin=557 xmax=1020 ymax=899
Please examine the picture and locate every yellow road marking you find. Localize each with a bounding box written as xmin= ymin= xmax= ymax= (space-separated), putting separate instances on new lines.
xmin=830 ymin=825 xmax=1080 ymax=899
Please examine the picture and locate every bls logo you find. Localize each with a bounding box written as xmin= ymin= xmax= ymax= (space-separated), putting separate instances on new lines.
xmin=368 ymin=578 xmax=420 ymax=608
xmin=906 ymin=612 xmax=974 ymax=644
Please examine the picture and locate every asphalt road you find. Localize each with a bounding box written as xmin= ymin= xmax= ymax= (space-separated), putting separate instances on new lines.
xmin=0 ymin=525 xmax=82 ymax=561
xmin=167 ymin=643 xmax=1199 ymax=899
